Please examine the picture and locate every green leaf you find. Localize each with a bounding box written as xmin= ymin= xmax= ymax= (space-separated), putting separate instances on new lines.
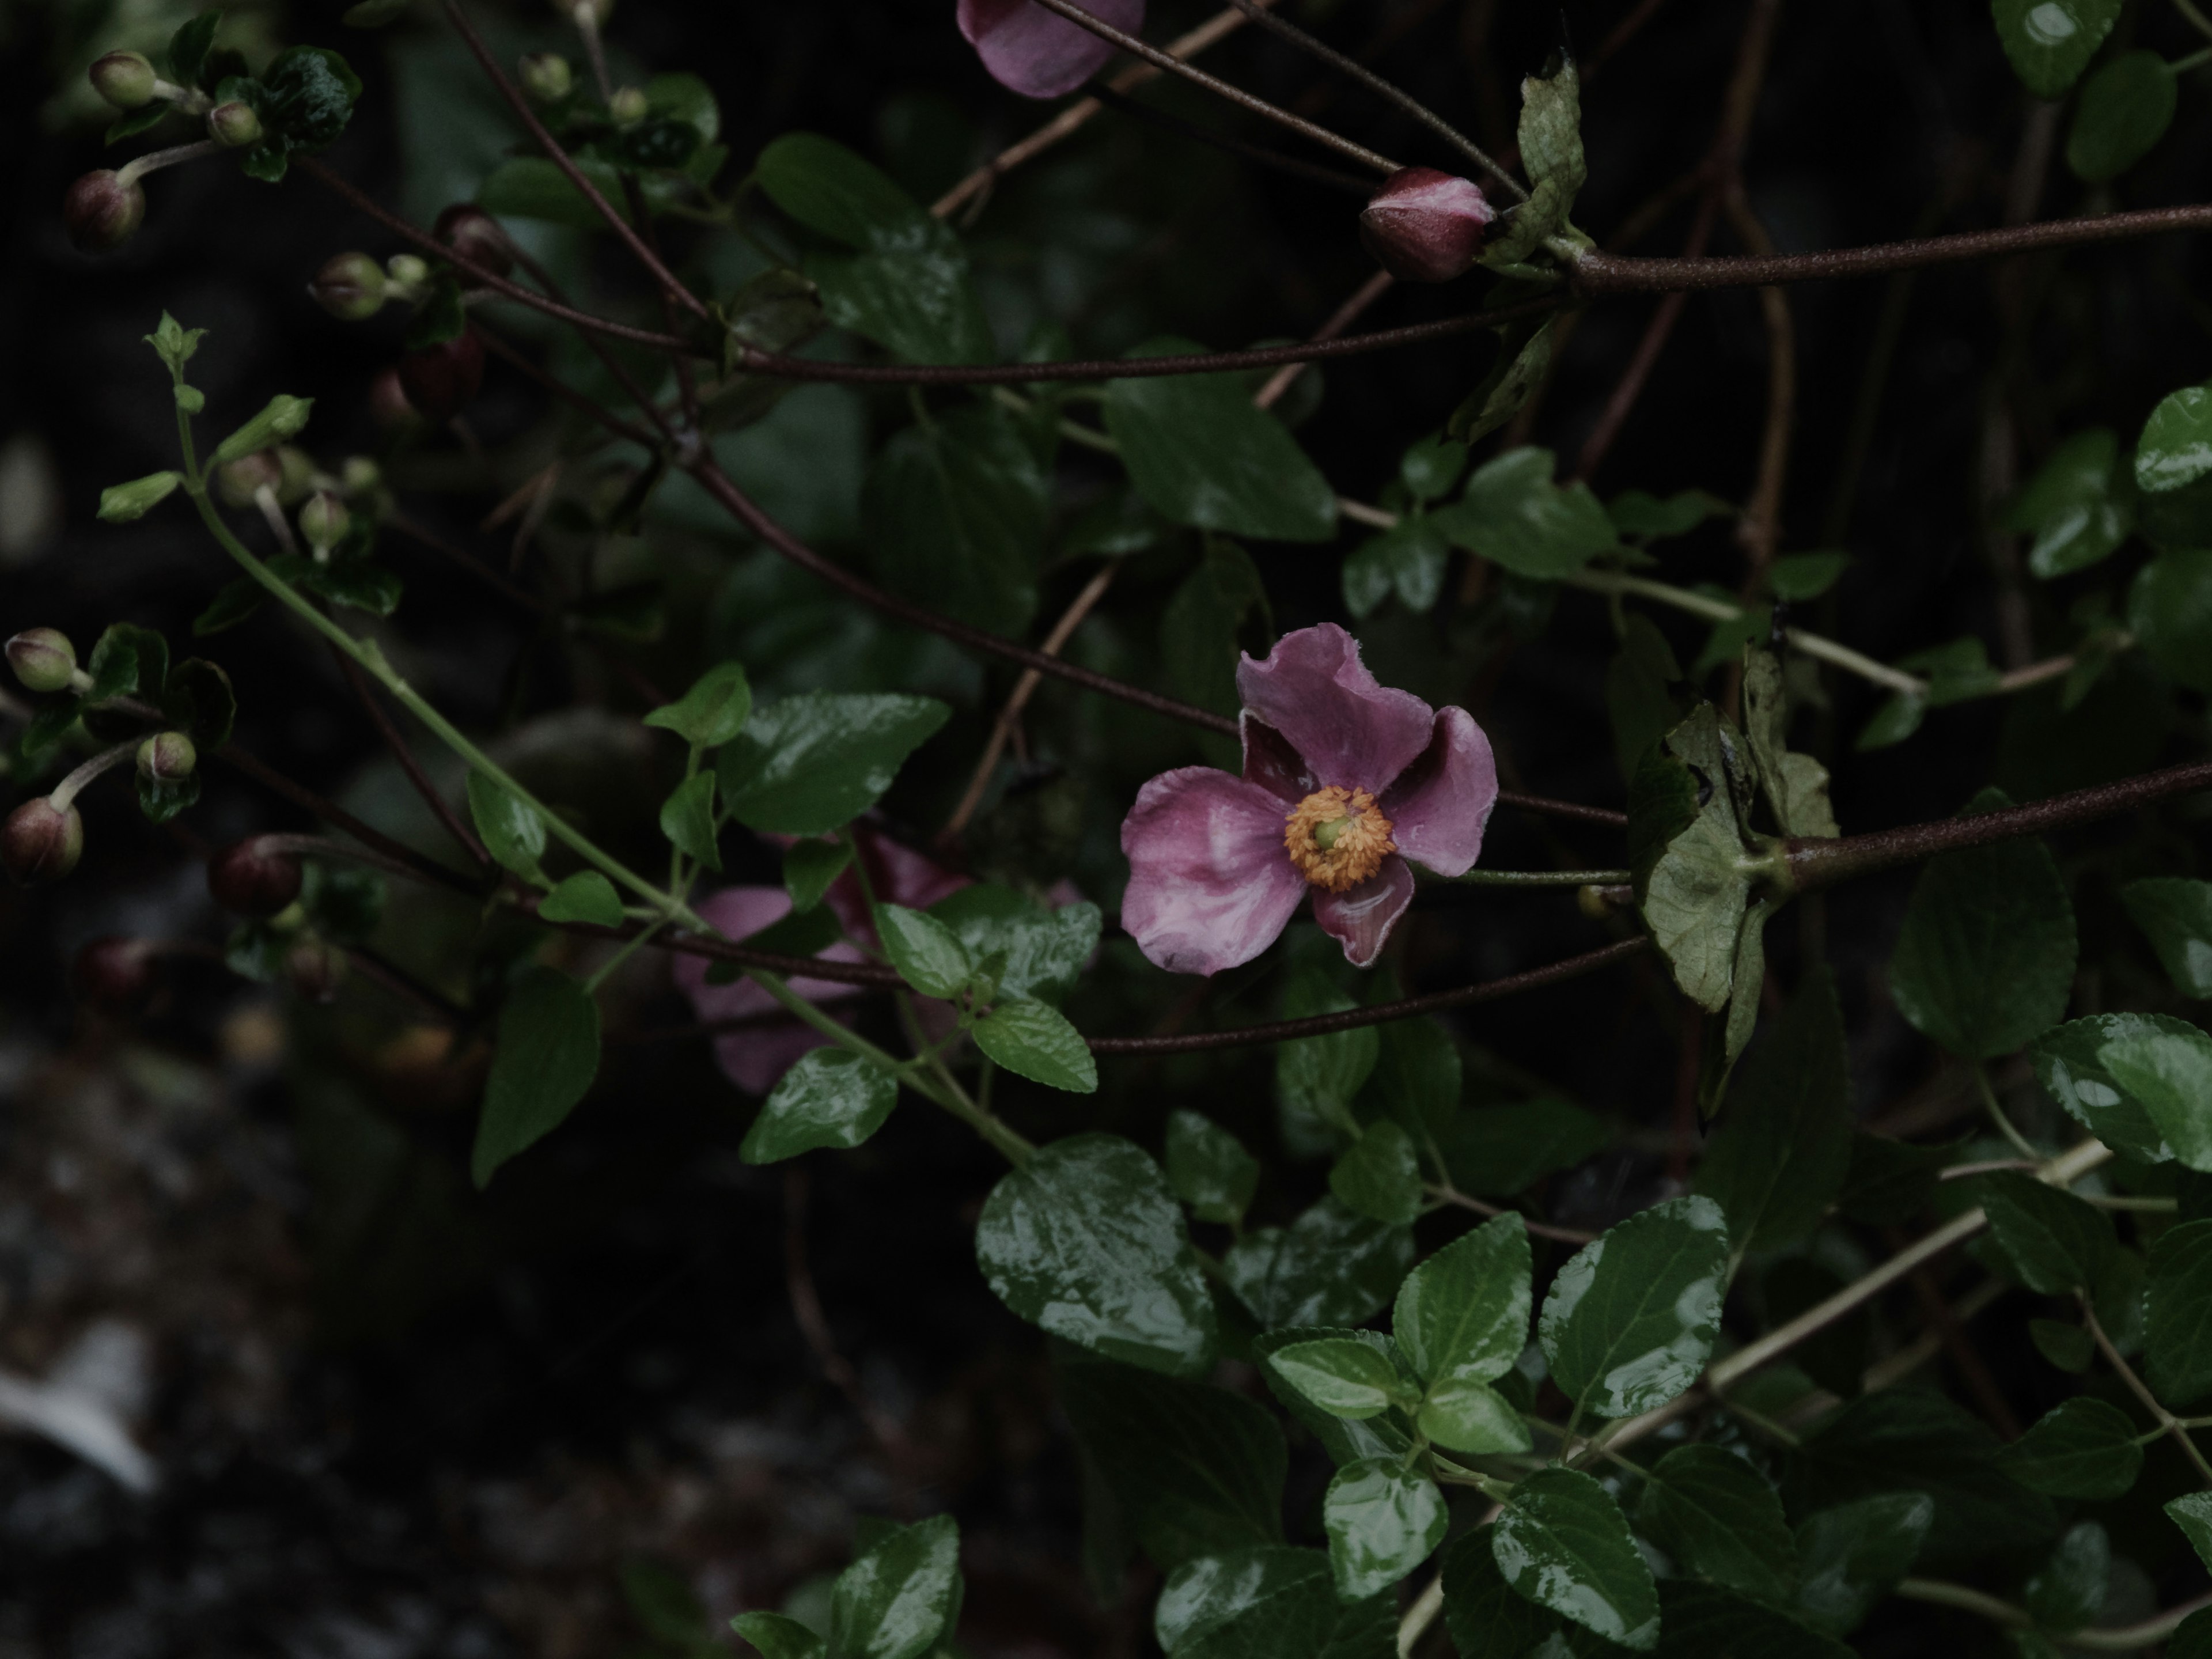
xmin=1435 ymin=447 xmax=1618 ymax=579
xmin=478 ymin=156 xmax=695 ymax=226
xmin=97 ymin=471 xmax=183 ymax=523
xmin=1768 ymin=551 xmax=1851 ymax=600
xmin=1975 ymin=1170 xmax=2115 ymax=1294
xmin=2147 ymin=1219 xmax=2212 ymax=1406
xmin=1437 ymin=1099 xmax=1609 ymax=1198
xmin=2030 ymin=1318 xmax=2096 ymax=1373
xmin=296 ymin=556 xmax=402 ymax=617
xmin=166 ymin=10 xmax=221 ymax=86
xmin=1995 ymin=1398 xmax=2142 ymax=1499
xmin=1392 ymin=1211 xmax=1530 ymax=1386
xmin=1416 ymin=1378 xmax=1530 ymax=1455
xmin=972 ymin=997 xmax=1097 ymax=1093
xmin=194 ymin=578 xmax=265 ymax=636
xmin=1161 ymin=539 xmax=1270 ymax=722
xmin=2100 ymin=1025 xmax=2212 ymax=1171
xmin=1440 ymin=1529 xmax=1557 ymax=1659
xmin=1635 ymin=1445 xmax=1796 ymax=1605
xmin=1366 ymin=1018 xmax=1461 ymax=1143
xmin=1991 ymin=0 xmax=2122 ymax=98
xmin=976 ymin=1134 xmax=1216 ymax=1375
xmin=2127 ymin=549 xmax=2212 ymax=694
xmin=780 ymin=839 xmax=854 ymax=914
xmin=1540 ymin=1195 xmax=1729 ymax=1419
xmin=1401 ymin=433 xmax=1471 ymax=501
xmin=1493 ymin=1466 xmax=1660 ymax=1651
xmin=107 ymin=102 xmax=170 ymax=145
xmin=1267 ymin=1338 xmax=1410 ymax=1419
xmin=209 ymin=394 xmax=313 ymax=467
xmin=1837 ymin=1132 xmax=1952 ymax=1226
xmin=1102 ymin=339 xmax=1338 ymax=543
xmin=85 ymin=622 xmax=162 ymax=703
xmin=873 ymin=903 xmax=973 ymax=998
xmin=927 ymin=885 xmax=1099 ymax=1005
xmin=2032 ymin=1012 xmax=2206 ymax=1162
xmin=2176 ymin=1608 xmax=2212 ymax=1659
xmin=1163 ymin=1549 xmax=1395 ymax=1659
xmin=301 ymin=861 xmax=383 ymax=943
xmin=467 ymin=771 xmax=547 ymax=884
xmin=659 ymin=771 xmax=722 ymax=871
xmin=2121 ymin=877 xmax=2212 ymax=998
xmin=2008 ymin=429 xmax=2134 ymax=577
xmin=161 ymin=657 xmax=237 ymax=748
xmin=829 ymin=1514 xmax=960 ymax=1659
xmin=718 ymin=692 xmax=950 ymax=836
xmin=1696 ymin=967 xmax=1853 ymax=1252
xmin=1252 ymin=1327 xmax=1415 ymax=1468
xmin=1341 ymin=519 xmax=1450 ymax=619
xmin=539 ymin=870 xmax=624 ymax=927
xmin=2169 ymin=1491 xmax=2212 ymax=1573
xmin=1446 ymin=315 xmax=1554 ymax=445
xmin=2025 ymin=1520 xmax=2108 ymax=1634
xmin=1225 ymin=1199 xmax=1415 ymax=1330
xmin=1630 ymin=706 xmax=1755 ymax=1013
xmin=730 ymin=1611 xmax=826 ymax=1659
xmin=1275 ymin=968 xmax=1379 ymax=1141
xmin=1328 ymin=1121 xmax=1422 ymax=1226
xmin=136 ymin=770 xmax=200 ymax=825
xmin=1888 ymin=788 xmax=2076 ymax=1059
xmin=1653 ymin=1582 xmax=1855 ymax=1659
xmin=1056 ymin=1351 xmax=1285 ymax=1569
xmin=1854 ymin=691 xmax=1926 ymax=751
xmin=1155 ymin=1548 xmax=1334 ymax=1656
xmin=2139 ymin=385 xmax=2212 ymax=495
xmin=1484 ymin=60 xmax=1585 ymax=264
xmin=471 ymin=968 xmax=601 ymax=1187
xmin=643 ymin=661 xmax=753 ymax=749
xmin=1323 ymin=1459 xmax=1445 ymax=1601
xmin=741 ymin=1049 xmax=899 ymax=1162
xmin=1791 ymin=1494 xmax=1934 ymax=1637
xmin=1165 ymin=1111 xmax=1259 ymax=1226
xmin=1741 ymin=647 xmax=1839 ymax=839
xmin=862 ymin=406 xmax=1047 ymax=634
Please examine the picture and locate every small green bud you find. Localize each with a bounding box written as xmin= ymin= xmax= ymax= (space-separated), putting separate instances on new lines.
xmin=206 ymin=100 xmax=263 ymax=148
xmin=209 ymin=395 xmax=314 ymax=468
xmin=63 ymin=171 xmax=146 ymax=255
xmin=274 ymin=445 xmax=317 ymax=503
xmin=89 ymin=51 xmax=159 ymax=111
xmin=216 ymin=450 xmax=283 ymax=508
xmin=385 ymin=252 xmax=429 ymax=289
xmin=309 ymin=251 xmax=387 ymax=321
xmin=608 ymin=85 xmax=648 ymax=127
xmin=298 ymin=490 xmax=350 ymax=552
xmin=518 ymin=52 xmax=573 ymax=102
xmin=7 ymin=628 xmax=78 ymax=694
xmin=340 ymin=456 xmax=381 ymax=495
xmin=96 ymin=469 xmax=183 ymax=522
xmin=3 ymin=798 xmax=84 ymax=885
xmin=137 ymin=730 xmax=198 ymax=783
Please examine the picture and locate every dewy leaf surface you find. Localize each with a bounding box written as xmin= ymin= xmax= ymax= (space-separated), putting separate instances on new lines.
xmin=828 ymin=1514 xmax=961 ymax=1659
xmin=1634 ymin=1444 xmax=1797 ymax=1605
xmin=1321 ymin=1457 xmax=1445 ymax=1600
xmin=1995 ymin=1397 xmax=2143 ymax=1499
xmin=718 ymin=692 xmax=950 ymax=836
xmin=1791 ymin=1493 xmax=1934 ymax=1637
xmin=1390 ymin=1211 xmax=1531 ymax=1385
xmin=1491 ymin=1466 xmax=1660 ymax=1650
xmin=2147 ymin=1219 xmax=2212 ymax=1407
xmin=1538 ymin=1195 xmax=1729 ymax=1418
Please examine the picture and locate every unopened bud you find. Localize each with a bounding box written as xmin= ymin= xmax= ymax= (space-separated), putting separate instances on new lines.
xmin=1358 ymin=167 xmax=1494 ymax=284
xmin=8 ymin=628 xmax=78 ymax=694
xmin=397 ymin=328 xmax=486 ymax=423
xmin=137 ymin=730 xmax=196 ymax=783
xmin=207 ymin=100 xmax=263 ymax=149
xmin=274 ymin=446 xmax=316 ymax=503
xmin=72 ymin=936 xmax=155 ymax=1014
xmin=367 ymin=368 xmax=422 ymax=434
xmin=518 ymin=52 xmax=573 ymax=103
xmin=89 ymin=51 xmax=159 ymax=111
xmin=3 ymin=798 xmax=85 ymax=885
xmin=340 ymin=456 xmax=381 ymax=495
xmin=208 ymin=836 xmax=304 ymax=917
xmin=309 ymin=251 xmax=388 ymax=321
xmin=608 ymin=85 xmax=647 ymax=127
xmin=216 ymin=450 xmax=282 ymax=508
xmin=286 ymin=934 xmax=347 ymax=1002
xmin=434 ymin=203 xmax=514 ymax=285
xmin=299 ymin=490 xmax=350 ymax=551
xmin=63 ymin=171 xmax=146 ymax=255
xmin=385 ymin=252 xmax=430 ymax=289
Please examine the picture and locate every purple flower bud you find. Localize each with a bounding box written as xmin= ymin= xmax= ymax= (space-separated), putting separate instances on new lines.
xmin=137 ymin=731 xmax=197 ymax=784
xmin=89 ymin=51 xmax=159 ymax=111
xmin=207 ymin=100 xmax=263 ymax=149
xmin=3 ymin=798 xmax=85 ymax=885
xmin=957 ymin=0 xmax=1145 ymax=100
xmin=63 ymin=170 xmax=146 ymax=255
xmin=286 ymin=935 xmax=347 ymax=1003
xmin=215 ymin=450 xmax=283 ymax=508
xmin=7 ymin=627 xmax=78 ymax=694
xmin=1358 ymin=166 xmax=1494 ymax=284
xmin=207 ymin=836 xmax=303 ymax=918
xmin=434 ymin=204 xmax=514 ymax=285
xmin=310 ymin=251 xmax=388 ymax=321
xmin=72 ymin=936 xmax=156 ymax=1014
xmin=518 ymin=53 xmax=573 ymax=103
xmin=397 ymin=328 xmax=486 ymax=424
xmin=367 ymin=368 xmax=423 ymax=434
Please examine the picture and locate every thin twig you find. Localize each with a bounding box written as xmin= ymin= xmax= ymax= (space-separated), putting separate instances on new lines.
xmin=2083 ymin=1294 xmax=2212 ymax=1485
xmin=213 ymin=744 xmax=485 ymax=899
xmin=329 ymin=647 xmax=493 ymax=869
xmin=1255 ymin=268 xmax=1395 ymax=409
xmin=1427 ymin=1184 xmax=1597 ymax=1244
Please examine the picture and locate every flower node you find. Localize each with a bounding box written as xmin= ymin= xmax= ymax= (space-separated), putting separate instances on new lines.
xmin=1284 ymin=786 xmax=1395 ymax=893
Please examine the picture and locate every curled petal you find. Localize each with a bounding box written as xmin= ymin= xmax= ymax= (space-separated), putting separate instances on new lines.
xmin=1379 ymin=706 xmax=1499 ymax=877
xmin=1234 ymin=623 xmax=1435 ymax=797
xmin=957 ymin=0 xmax=1144 ymax=100
xmin=675 ymin=887 xmax=863 ymax=1094
xmin=1311 ymin=855 xmax=1416 ymax=968
xmin=1241 ymin=713 xmax=1318 ymax=806
xmin=1120 ymin=767 xmax=1308 ymax=976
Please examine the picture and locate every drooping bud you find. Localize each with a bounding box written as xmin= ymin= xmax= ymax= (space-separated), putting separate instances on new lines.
xmin=89 ymin=51 xmax=160 ymax=111
xmin=72 ymin=936 xmax=156 ymax=1014
xmin=1357 ymin=167 xmax=1494 ymax=284
xmin=7 ymin=628 xmax=78 ymax=694
xmin=215 ymin=450 xmax=283 ymax=508
xmin=63 ymin=171 xmax=147 ymax=255
xmin=3 ymin=798 xmax=85 ymax=885
xmin=434 ymin=204 xmax=514 ymax=284
xmin=286 ymin=934 xmax=347 ymax=1003
xmin=397 ymin=328 xmax=486 ymax=424
xmin=367 ymin=368 xmax=422 ymax=434
xmin=137 ymin=730 xmax=197 ymax=783
xmin=207 ymin=836 xmax=304 ymax=918
xmin=519 ymin=52 xmax=573 ymax=103
xmin=299 ymin=490 xmax=350 ymax=552
xmin=309 ymin=251 xmax=388 ymax=321
xmin=607 ymin=85 xmax=648 ymax=127
xmin=207 ymin=100 xmax=263 ymax=148
xmin=385 ymin=252 xmax=430 ymax=290
xmin=340 ymin=456 xmax=381 ymax=495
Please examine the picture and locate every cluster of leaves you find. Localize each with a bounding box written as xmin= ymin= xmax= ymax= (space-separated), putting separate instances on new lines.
xmin=111 ymin=11 xmax=361 ymax=181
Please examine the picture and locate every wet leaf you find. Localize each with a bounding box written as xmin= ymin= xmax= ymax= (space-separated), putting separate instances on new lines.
xmin=1493 ymin=1466 xmax=1659 ymax=1650
xmin=1538 ymin=1195 xmax=1729 ymax=1418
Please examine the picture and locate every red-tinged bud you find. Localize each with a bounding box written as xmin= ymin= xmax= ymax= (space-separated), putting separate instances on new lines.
xmin=310 ymin=251 xmax=388 ymax=321
xmin=3 ymin=798 xmax=84 ymax=885
xmin=207 ymin=836 xmax=304 ymax=918
xmin=1358 ymin=166 xmax=1494 ymax=284
xmin=216 ymin=450 xmax=282 ymax=508
xmin=207 ymin=100 xmax=263 ymax=149
xmin=72 ymin=936 xmax=155 ymax=1014
xmin=367 ymin=368 xmax=422 ymax=434
xmin=434 ymin=204 xmax=513 ymax=285
xmin=63 ymin=171 xmax=146 ymax=255
xmin=137 ymin=730 xmax=196 ymax=783
xmin=299 ymin=490 xmax=350 ymax=551
xmin=89 ymin=51 xmax=159 ymax=111
xmin=518 ymin=52 xmax=573 ymax=103
xmin=8 ymin=628 xmax=78 ymax=694
xmin=397 ymin=328 xmax=486 ymax=424
xmin=286 ymin=935 xmax=347 ymax=1002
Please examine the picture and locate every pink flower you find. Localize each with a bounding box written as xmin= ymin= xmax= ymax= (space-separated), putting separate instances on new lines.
xmin=1120 ymin=623 xmax=1498 ymax=975
xmin=957 ymin=0 xmax=1145 ymax=100
xmin=1358 ymin=166 xmax=1494 ymax=283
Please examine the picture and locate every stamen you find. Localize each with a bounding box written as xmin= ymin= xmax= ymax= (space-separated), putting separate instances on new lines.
xmin=1284 ymin=786 xmax=1396 ymax=892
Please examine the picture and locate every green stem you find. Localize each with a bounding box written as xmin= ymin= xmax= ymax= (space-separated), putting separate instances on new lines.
xmin=1974 ymin=1064 xmax=2044 ymax=1162
xmin=895 ymin=991 xmax=1035 ymax=1165
xmin=2082 ymin=1293 xmax=2212 ymax=1487
xmin=2176 ymin=0 xmax=2212 ymax=47
xmin=2174 ymin=44 xmax=2212 ymax=73
xmin=1444 ymin=867 xmax=1632 ymax=887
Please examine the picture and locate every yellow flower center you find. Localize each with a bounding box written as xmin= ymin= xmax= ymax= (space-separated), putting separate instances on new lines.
xmin=1283 ymin=786 xmax=1396 ymax=893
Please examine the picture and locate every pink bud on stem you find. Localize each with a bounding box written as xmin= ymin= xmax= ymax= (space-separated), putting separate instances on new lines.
xmin=1357 ymin=166 xmax=1494 ymax=283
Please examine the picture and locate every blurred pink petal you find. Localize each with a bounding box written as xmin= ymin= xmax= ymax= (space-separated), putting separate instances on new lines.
xmin=1311 ymin=857 xmax=1416 ymax=968
xmin=1380 ymin=706 xmax=1499 ymax=877
xmin=675 ymin=886 xmax=863 ymax=1094
xmin=1241 ymin=714 xmax=1317 ymax=806
xmin=957 ymin=0 xmax=1143 ymax=100
xmin=1234 ymin=623 xmax=1435 ymax=798
xmin=1120 ymin=766 xmax=1308 ymax=976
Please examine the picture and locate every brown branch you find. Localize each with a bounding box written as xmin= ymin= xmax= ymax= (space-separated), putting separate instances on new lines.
xmin=212 ymin=744 xmax=485 ymax=899
xmin=1255 ymin=268 xmax=1395 ymax=410
xmin=476 ymin=319 xmax=661 ymax=449
xmin=1724 ymin=187 xmax=1795 ymax=576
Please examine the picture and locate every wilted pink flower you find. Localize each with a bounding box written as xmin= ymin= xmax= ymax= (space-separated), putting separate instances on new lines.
xmin=1121 ymin=624 xmax=1498 ymax=975
xmin=1358 ymin=166 xmax=1494 ymax=283
xmin=957 ymin=0 xmax=1145 ymax=100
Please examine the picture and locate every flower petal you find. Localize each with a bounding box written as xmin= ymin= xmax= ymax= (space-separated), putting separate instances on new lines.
xmin=676 ymin=886 xmax=864 ymax=1093
xmin=1379 ymin=706 xmax=1499 ymax=877
xmin=1120 ymin=766 xmax=1307 ymax=976
xmin=1234 ymin=623 xmax=1435 ymax=796
xmin=957 ymin=0 xmax=1144 ymax=100
xmin=1241 ymin=713 xmax=1317 ymax=805
xmin=1311 ymin=856 xmax=1416 ymax=968
xmin=824 ymin=821 xmax=969 ymax=940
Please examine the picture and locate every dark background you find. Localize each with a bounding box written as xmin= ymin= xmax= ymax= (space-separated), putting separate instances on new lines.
xmin=2 ymin=0 xmax=2209 ymax=1652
